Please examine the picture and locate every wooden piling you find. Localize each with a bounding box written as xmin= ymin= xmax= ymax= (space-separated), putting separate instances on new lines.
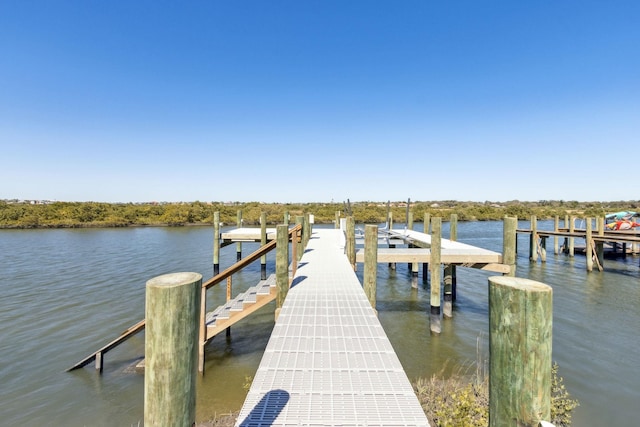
xmin=303 ymin=214 xmax=310 ymax=249
xmin=260 ymin=212 xmax=267 ymax=280
xmin=95 ymin=351 xmax=103 ymax=373
xmin=569 ymin=216 xmax=575 ymax=256
xmin=449 ymin=213 xmax=458 ymax=301
xmin=346 ymin=216 xmax=356 ymax=270
xmin=489 ymin=276 xmax=552 ymax=427
xmin=236 ymin=209 xmax=242 ymax=261
xmin=145 ymin=272 xmax=201 ymax=427
xmin=503 ymin=217 xmax=517 ymax=277
xmin=423 ymin=212 xmax=431 ymax=282
xmin=553 ymin=216 xmax=559 ymax=255
xmin=443 ymin=216 xmax=455 ymax=316
xmin=529 ymin=215 xmax=538 ymax=262
xmin=213 ymin=211 xmax=220 ymax=275
xmin=423 ymin=212 xmax=431 ymax=234
xmin=586 ymin=218 xmax=593 ymax=272
xmin=562 ymin=215 xmax=569 ymax=254
xmin=596 ymin=217 xmax=604 ymax=269
xmin=295 ymin=216 xmax=304 ymax=261
xmin=275 ymin=224 xmax=289 ymax=320
xmin=407 ymin=211 xmax=414 ymax=271
xmin=364 ymin=224 xmax=378 ymax=311
xmin=443 ymin=264 xmax=453 ymax=318
xmin=335 ymin=211 xmax=340 ymax=229
xmin=430 ymin=217 xmax=442 ymax=334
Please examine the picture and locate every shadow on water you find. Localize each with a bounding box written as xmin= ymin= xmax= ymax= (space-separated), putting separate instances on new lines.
xmin=238 ymin=389 xmax=290 ymax=426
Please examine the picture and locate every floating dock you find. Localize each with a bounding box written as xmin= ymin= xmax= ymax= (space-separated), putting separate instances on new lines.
xmin=235 ymin=228 xmax=430 ymax=426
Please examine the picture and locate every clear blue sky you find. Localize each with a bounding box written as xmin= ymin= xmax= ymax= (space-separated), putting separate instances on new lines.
xmin=1 ymin=1 xmax=638 ymax=203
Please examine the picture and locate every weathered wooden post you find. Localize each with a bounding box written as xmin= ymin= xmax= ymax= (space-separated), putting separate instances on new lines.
xmin=529 ymin=215 xmax=538 ymax=262
xmin=346 ymin=216 xmax=356 ymax=270
xmin=553 ymin=216 xmax=559 ymax=255
xmin=423 ymin=212 xmax=431 ymax=282
xmin=295 ymin=216 xmax=304 ymax=261
xmin=407 ymin=211 xmax=414 ymax=270
xmin=236 ymin=209 xmax=243 ymax=261
xmin=561 ymin=215 xmax=569 ymax=254
xmin=213 ymin=211 xmax=220 ymax=275
xmin=443 ymin=214 xmax=454 ymax=316
xmin=596 ymin=216 xmax=604 ymax=270
xmin=489 ymin=276 xmax=552 ymax=427
xmin=335 ymin=211 xmax=340 ymax=229
xmin=260 ymin=212 xmax=267 ymax=280
xmin=275 ymin=224 xmax=289 ymax=320
xmin=586 ymin=218 xmax=593 ymax=272
xmin=303 ymin=214 xmax=310 ymax=249
xmin=145 ymin=272 xmax=201 ymax=427
xmin=364 ymin=224 xmax=378 ymax=311
xmin=569 ymin=216 xmax=575 ymax=257
xmin=388 ymin=211 xmax=396 ymax=271
xmin=443 ymin=265 xmax=453 ymax=319
xmin=503 ymin=217 xmax=517 ymax=277
xmin=430 ymin=217 xmax=442 ymax=334
xmin=449 ymin=213 xmax=458 ymax=301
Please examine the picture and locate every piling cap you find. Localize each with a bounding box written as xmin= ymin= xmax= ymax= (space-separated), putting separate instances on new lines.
xmin=489 ymin=276 xmax=552 ymax=292
xmin=147 ymin=272 xmax=202 ymax=288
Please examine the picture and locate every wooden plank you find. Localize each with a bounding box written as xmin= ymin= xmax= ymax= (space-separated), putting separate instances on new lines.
xmin=355 ymin=248 xmax=503 ymax=265
xmin=221 ymin=227 xmax=277 ymax=242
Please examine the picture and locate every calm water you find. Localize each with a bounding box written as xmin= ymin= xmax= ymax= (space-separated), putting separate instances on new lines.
xmin=1 ymin=221 xmax=639 ymax=426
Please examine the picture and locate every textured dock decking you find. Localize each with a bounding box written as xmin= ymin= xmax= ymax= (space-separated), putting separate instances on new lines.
xmin=235 ymin=228 xmax=430 ymax=427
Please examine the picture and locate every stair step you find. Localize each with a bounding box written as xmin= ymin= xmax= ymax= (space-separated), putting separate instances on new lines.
xmin=231 ymin=292 xmax=248 ymax=311
xmin=205 ymin=274 xmax=278 ymax=327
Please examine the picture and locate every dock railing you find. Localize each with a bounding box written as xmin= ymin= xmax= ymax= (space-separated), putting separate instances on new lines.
xmin=197 ymin=223 xmax=301 ymax=372
xmin=67 ymin=223 xmax=302 ymax=374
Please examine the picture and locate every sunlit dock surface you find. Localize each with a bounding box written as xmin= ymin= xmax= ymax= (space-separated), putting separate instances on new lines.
xmin=235 ymin=228 xmax=430 ymax=426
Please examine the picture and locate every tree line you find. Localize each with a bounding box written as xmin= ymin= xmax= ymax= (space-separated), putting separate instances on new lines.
xmin=1 ymin=200 xmax=638 ymax=229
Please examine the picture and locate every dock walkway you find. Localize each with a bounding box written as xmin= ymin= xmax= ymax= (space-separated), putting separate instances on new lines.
xmin=235 ymin=228 xmax=430 ymax=426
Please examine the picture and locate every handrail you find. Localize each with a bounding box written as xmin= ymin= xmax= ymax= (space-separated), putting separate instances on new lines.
xmin=67 ymin=224 xmax=302 ymax=372
xmin=203 ymin=224 xmax=301 ymax=290
xmin=67 ymin=319 xmax=146 ymax=371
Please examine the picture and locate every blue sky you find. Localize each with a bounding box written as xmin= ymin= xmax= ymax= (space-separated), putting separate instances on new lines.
xmin=1 ymin=1 xmax=638 ymax=203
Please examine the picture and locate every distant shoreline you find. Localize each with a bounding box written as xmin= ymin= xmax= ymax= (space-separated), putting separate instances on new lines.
xmin=1 ymin=200 xmax=638 ymax=230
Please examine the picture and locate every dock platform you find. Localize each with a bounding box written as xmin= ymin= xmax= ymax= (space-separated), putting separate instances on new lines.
xmin=221 ymin=227 xmax=277 ymax=243
xmin=355 ymin=228 xmax=508 ymax=273
xmin=235 ymin=228 xmax=430 ymax=426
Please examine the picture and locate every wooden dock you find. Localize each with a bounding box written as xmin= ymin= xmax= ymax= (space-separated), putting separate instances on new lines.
xmin=66 ymin=215 xmax=559 ymax=425
xmin=517 ymin=215 xmax=640 ymax=271
xmin=220 ymin=227 xmax=277 ymax=244
xmin=355 ymin=229 xmax=508 ymax=273
xmin=235 ymin=228 xmax=430 ymax=426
